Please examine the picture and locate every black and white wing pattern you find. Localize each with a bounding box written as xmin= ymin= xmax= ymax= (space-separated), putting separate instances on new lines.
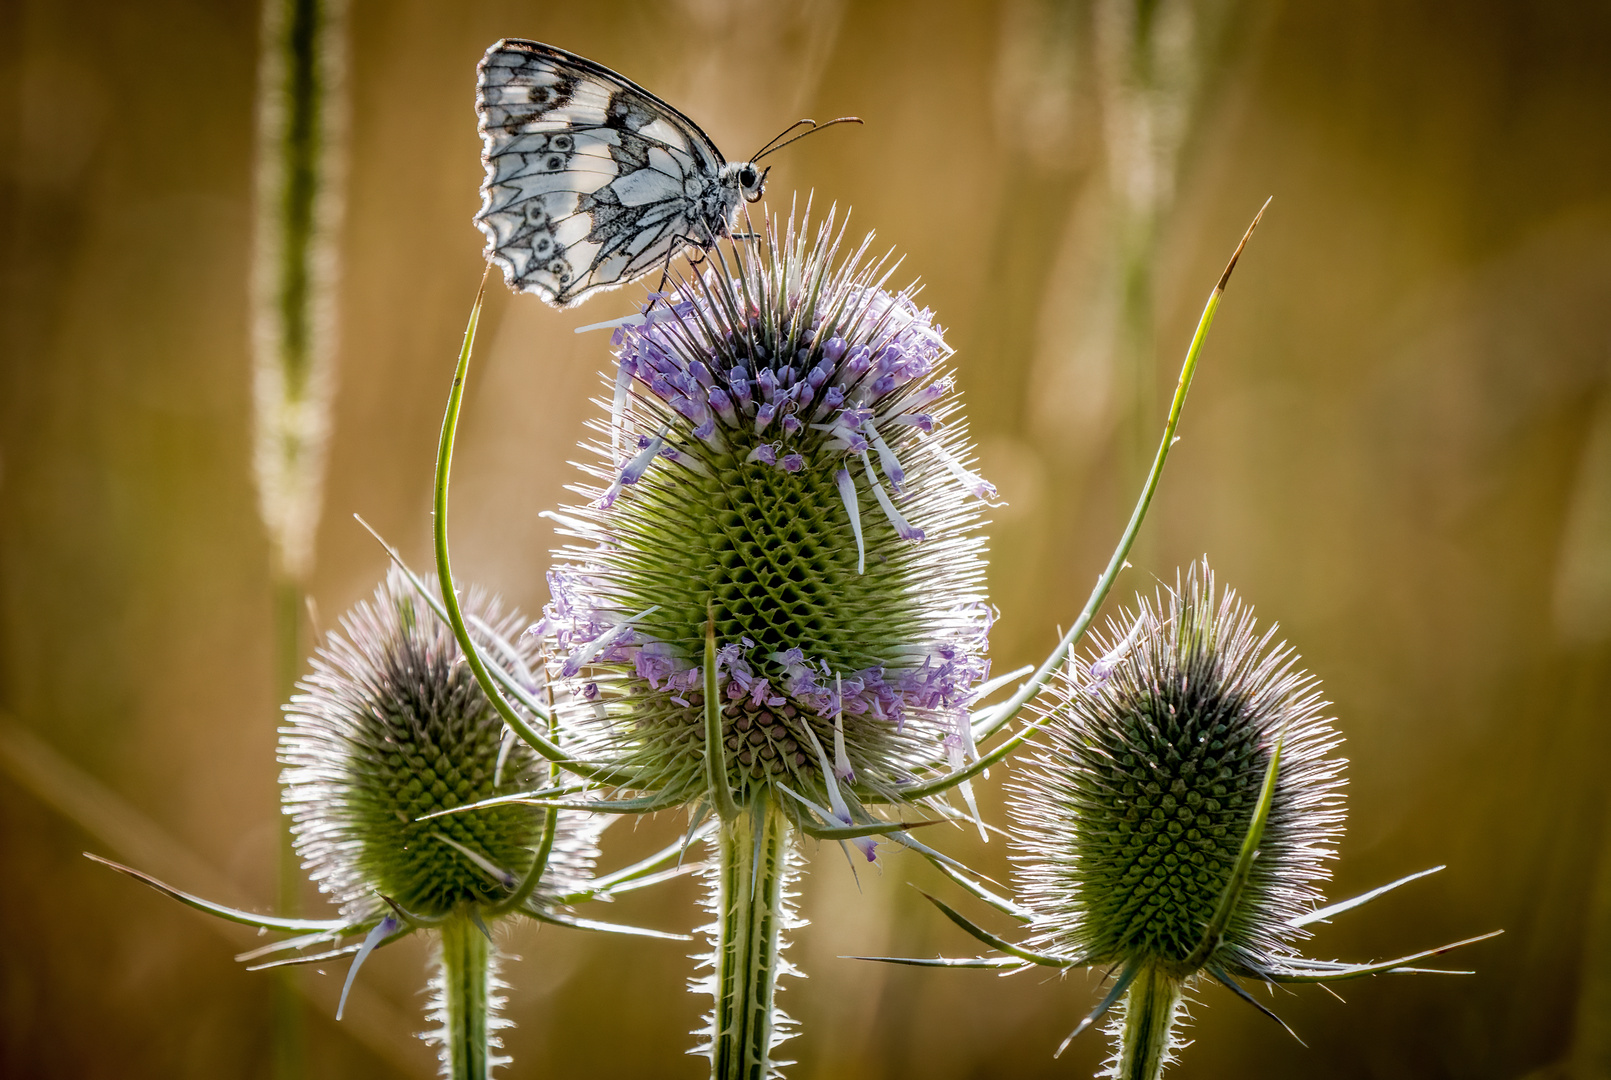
xmin=475 ymin=39 xmax=745 ymax=308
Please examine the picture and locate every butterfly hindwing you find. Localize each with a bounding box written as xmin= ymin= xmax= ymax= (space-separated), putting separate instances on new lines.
xmin=475 ymin=40 xmax=733 ymax=308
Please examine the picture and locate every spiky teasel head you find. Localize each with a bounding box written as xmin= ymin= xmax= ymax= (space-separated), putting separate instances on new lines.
xmin=541 ymin=205 xmax=997 ymax=817
xmin=1010 ymin=559 xmax=1344 ymax=1074
xmin=281 ymin=566 xmax=603 ymax=922
xmin=93 ymin=565 xmax=700 ymax=1078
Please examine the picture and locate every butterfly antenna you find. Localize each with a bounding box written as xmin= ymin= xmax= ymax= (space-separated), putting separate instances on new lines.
xmin=751 ymin=116 xmax=864 ymax=163
xmin=752 ymin=119 xmax=816 ymax=161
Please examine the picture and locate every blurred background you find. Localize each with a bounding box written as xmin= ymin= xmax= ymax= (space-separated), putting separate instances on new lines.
xmin=4 ymin=0 xmax=1611 ymax=1076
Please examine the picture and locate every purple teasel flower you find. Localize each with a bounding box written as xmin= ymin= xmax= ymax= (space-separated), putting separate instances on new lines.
xmin=518 ymin=206 xmax=1019 ymax=1076
xmin=429 ymin=197 xmax=1309 ymax=1080
xmin=548 ymin=206 xmax=1005 ymax=828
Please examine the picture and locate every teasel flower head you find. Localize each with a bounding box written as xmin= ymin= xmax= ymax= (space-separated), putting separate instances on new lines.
xmin=92 ymin=568 xmax=712 ymax=1080
xmin=281 ymin=565 xmax=603 ymax=926
xmin=542 ymin=205 xmax=998 ymax=821
xmin=1012 ymin=558 xmax=1344 ymax=984
xmin=278 ymin=567 xmax=605 ymax=1073
xmin=972 ymin=559 xmax=1502 ymax=1078
xmin=858 ymin=569 xmax=1496 ymax=1078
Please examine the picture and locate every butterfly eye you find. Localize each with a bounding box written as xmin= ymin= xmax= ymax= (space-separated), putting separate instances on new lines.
xmin=739 ymin=165 xmax=758 ymax=189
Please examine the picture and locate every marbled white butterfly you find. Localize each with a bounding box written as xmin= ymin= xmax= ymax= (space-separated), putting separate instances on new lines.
xmin=475 ymin=39 xmax=858 ymax=308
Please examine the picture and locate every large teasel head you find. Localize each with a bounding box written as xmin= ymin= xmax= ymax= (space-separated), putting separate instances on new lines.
xmin=539 ymin=206 xmax=998 ymax=816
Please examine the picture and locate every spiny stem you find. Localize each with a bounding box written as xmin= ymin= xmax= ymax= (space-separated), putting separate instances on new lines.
xmin=1113 ymin=966 xmax=1184 ymax=1080
xmin=436 ymin=915 xmax=495 ymax=1080
xmin=711 ymin=795 xmax=793 ymax=1080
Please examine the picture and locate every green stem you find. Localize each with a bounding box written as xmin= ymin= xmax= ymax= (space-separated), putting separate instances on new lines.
xmin=1113 ymin=966 xmax=1184 ymax=1080
xmin=436 ymin=915 xmax=496 ymax=1080
xmin=710 ymin=795 xmax=793 ymax=1080
xmin=273 ymin=578 xmax=304 ymax=909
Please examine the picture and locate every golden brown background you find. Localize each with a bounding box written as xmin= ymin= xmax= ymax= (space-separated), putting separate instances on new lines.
xmin=4 ymin=0 xmax=1611 ymax=1077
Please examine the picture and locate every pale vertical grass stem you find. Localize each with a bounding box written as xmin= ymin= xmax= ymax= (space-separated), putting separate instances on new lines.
xmin=251 ymin=0 xmax=348 ymax=1074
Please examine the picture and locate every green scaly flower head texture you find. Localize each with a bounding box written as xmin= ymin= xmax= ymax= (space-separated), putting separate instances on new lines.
xmin=540 ymin=206 xmax=999 ymax=821
xmin=281 ymin=567 xmax=606 ymax=1077
xmin=282 ymin=566 xmax=602 ymax=923
xmin=1011 ymin=558 xmax=1345 ymax=1077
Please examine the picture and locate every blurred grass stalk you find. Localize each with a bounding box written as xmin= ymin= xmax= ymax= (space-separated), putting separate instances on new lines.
xmin=250 ymin=0 xmax=348 ymax=1075
xmin=1091 ymin=0 xmax=1227 ymax=487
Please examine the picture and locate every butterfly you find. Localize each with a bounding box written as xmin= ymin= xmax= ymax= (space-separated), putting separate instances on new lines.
xmin=474 ymin=39 xmax=859 ymax=308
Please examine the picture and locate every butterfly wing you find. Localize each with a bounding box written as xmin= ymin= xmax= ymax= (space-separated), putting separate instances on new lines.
xmin=476 ymin=39 xmax=732 ymax=308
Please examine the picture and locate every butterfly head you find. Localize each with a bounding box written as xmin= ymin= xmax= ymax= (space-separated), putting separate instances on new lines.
xmin=724 ymin=161 xmax=770 ymax=204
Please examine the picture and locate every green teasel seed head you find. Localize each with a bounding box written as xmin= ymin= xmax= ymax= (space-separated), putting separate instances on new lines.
xmin=541 ymin=205 xmax=998 ymax=811
xmin=281 ymin=567 xmax=601 ymax=922
xmin=1010 ymin=558 xmax=1345 ymax=979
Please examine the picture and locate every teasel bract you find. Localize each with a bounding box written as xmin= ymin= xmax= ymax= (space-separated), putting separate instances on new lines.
xmin=93 ymin=568 xmax=693 ymax=1079
xmin=862 ymin=560 xmax=1500 ymax=1079
xmin=430 ymin=202 xmax=1273 ymax=1077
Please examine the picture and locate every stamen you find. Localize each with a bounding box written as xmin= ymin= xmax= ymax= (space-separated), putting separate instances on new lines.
xmin=597 ymin=427 xmax=668 ymax=508
xmin=929 ymin=439 xmax=999 ymax=503
xmin=561 ymin=606 xmax=660 ymax=677
xmin=833 ymin=676 xmax=855 ymax=783
xmin=609 ymin=360 xmax=634 ymax=456
xmin=800 ymin=719 xmax=876 ymax=862
xmin=863 ymin=416 xmax=906 ymax=494
xmin=835 ymin=468 xmax=865 ymax=574
xmin=861 ymin=452 xmax=924 ymax=542
xmin=883 ymin=411 xmax=934 ymax=432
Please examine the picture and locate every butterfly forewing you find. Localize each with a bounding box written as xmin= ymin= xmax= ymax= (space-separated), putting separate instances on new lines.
xmin=475 ymin=40 xmax=735 ymax=308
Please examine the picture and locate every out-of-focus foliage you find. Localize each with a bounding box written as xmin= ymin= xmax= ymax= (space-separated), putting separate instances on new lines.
xmin=2 ymin=1 xmax=1609 ymax=1077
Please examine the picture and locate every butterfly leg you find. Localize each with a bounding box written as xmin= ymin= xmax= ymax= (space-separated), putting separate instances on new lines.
xmin=648 ymin=235 xmax=712 ymax=310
